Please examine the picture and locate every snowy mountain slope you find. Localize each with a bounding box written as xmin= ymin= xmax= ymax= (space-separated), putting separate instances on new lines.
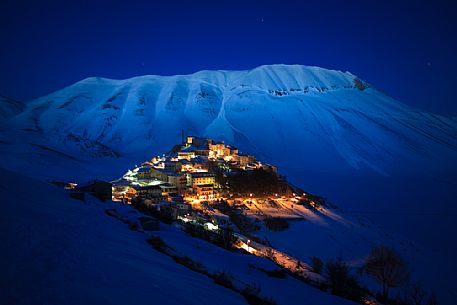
xmin=0 ymin=168 xmax=249 ymax=305
xmin=256 ymin=197 xmax=457 ymax=304
xmin=153 ymin=222 xmax=358 ymax=305
xmin=0 ymin=167 xmax=365 ymax=305
xmin=0 ymin=65 xmax=456 ymax=304
xmin=0 ymin=96 xmax=24 ymax=121
xmin=1 ymin=64 xmax=456 ymax=180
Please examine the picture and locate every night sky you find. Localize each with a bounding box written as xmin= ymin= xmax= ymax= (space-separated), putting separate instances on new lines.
xmin=1 ymin=0 xmax=456 ymax=115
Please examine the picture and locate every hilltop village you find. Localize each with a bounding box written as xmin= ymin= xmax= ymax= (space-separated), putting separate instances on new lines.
xmin=67 ymin=137 xmax=391 ymax=305
xmin=110 ymin=136 xmax=315 ymax=227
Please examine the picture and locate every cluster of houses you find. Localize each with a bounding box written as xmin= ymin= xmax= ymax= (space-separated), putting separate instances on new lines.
xmin=111 ymin=136 xmax=278 ymax=219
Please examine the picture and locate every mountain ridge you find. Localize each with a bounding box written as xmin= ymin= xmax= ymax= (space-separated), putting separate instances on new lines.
xmin=0 ymin=64 xmax=456 ymax=180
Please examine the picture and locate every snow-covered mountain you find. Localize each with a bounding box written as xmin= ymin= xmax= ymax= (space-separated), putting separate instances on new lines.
xmin=1 ymin=64 xmax=457 ymax=304
xmin=1 ymin=64 xmax=456 ymax=180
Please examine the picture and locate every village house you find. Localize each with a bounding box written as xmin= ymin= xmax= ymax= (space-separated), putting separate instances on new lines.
xmin=77 ymin=179 xmax=112 ymax=201
xmin=151 ymin=199 xmax=191 ymax=220
xmin=186 ymin=136 xmax=211 ymax=148
xmin=164 ymin=160 xmax=182 ymax=172
xmin=235 ymin=153 xmax=257 ymax=168
xmin=137 ymin=166 xmax=153 ymax=179
xmin=194 ymin=184 xmax=214 ymax=200
xmin=149 ymin=167 xmax=169 ymax=181
xmin=159 ymin=184 xmax=178 ymax=197
xmin=112 ymin=180 xmax=137 ymax=202
xmin=210 ymin=211 xmax=231 ymax=228
xmin=190 ymin=156 xmax=210 ymax=171
xmin=190 ymin=172 xmax=216 ymax=187
xmin=167 ymin=172 xmax=187 ymax=191
xmin=208 ymin=141 xmax=231 ymax=157
xmin=178 ymin=147 xmax=196 ymax=160
xmin=136 ymin=185 xmax=162 ymax=199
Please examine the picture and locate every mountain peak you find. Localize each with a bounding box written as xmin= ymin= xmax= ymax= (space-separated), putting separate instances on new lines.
xmin=69 ymin=64 xmax=361 ymax=93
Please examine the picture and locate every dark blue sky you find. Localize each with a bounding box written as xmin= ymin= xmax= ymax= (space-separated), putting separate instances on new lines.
xmin=1 ymin=0 xmax=456 ymax=115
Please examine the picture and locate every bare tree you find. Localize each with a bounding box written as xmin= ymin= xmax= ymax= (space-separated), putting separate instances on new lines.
xmin=364 ymin=245 xmax=409 ymax=300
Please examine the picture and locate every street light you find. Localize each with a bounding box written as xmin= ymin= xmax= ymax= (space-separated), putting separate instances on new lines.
xmin=247 ymin=239 xmax=251 ymax=252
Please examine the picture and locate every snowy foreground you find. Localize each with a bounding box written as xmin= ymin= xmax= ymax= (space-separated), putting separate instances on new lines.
xmin=0 ymin=169 xmax=249 ymax=305
xmin=0 ymin=64 xmax=456 ymax=304
xmin=0 ymin=168 xmax=357 ymax=305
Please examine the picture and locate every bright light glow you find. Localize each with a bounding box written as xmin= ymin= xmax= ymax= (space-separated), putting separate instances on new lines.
xmin=224 ymin=155 xmax=233 ymax=161
xmin=204 ymin=222 xmax=218 ymax=231
xmin=238 ymin=240 xmax=256 ymax=254
xmin=178 ymin=216 xmax=191 ymax=223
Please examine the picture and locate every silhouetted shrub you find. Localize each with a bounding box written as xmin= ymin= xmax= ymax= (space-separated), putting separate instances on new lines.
xmin=325 ymin=257 xmax=367 ymax=302
xmin=146 ymin=236 xmax=171 ymax=253
xmin=226 ymin=169 xmax=282 ymax=196
xmin=213 ymin=271 xmax=234 ymax=289
xmin=393 ymin=284 xmax=439 ymax=305
xmin=128 ymin=221 xmax=140 ymax=231
xmin=311 ymin=256 xmax=323 ymax=274
xmin=214 ymin=227 xmax=236 ymax=250
xmin=173 ymin=256 xmax=207 ymax=274
xmin=264 ymin=269 xmax=287 ymax=279
xmin=241 ymin=284 xmax=277 ymax=305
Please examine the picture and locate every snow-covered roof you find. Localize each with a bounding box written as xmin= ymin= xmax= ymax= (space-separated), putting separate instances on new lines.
xmin=112 ymin=180 xmax=133 ymax=187
xmin=180 ymin=146 xmax=196 ymax=153
xmin=137 ymin=167 xmax=151 ymax=173
xmin=192 ymin=156 xmax=209 ymax=163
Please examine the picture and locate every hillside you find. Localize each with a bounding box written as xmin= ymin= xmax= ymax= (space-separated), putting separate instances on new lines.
xmin=0 ymin=168 xmax=249 ymax=305
xmin=1 ymin=166 xmax=371 ymax=305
